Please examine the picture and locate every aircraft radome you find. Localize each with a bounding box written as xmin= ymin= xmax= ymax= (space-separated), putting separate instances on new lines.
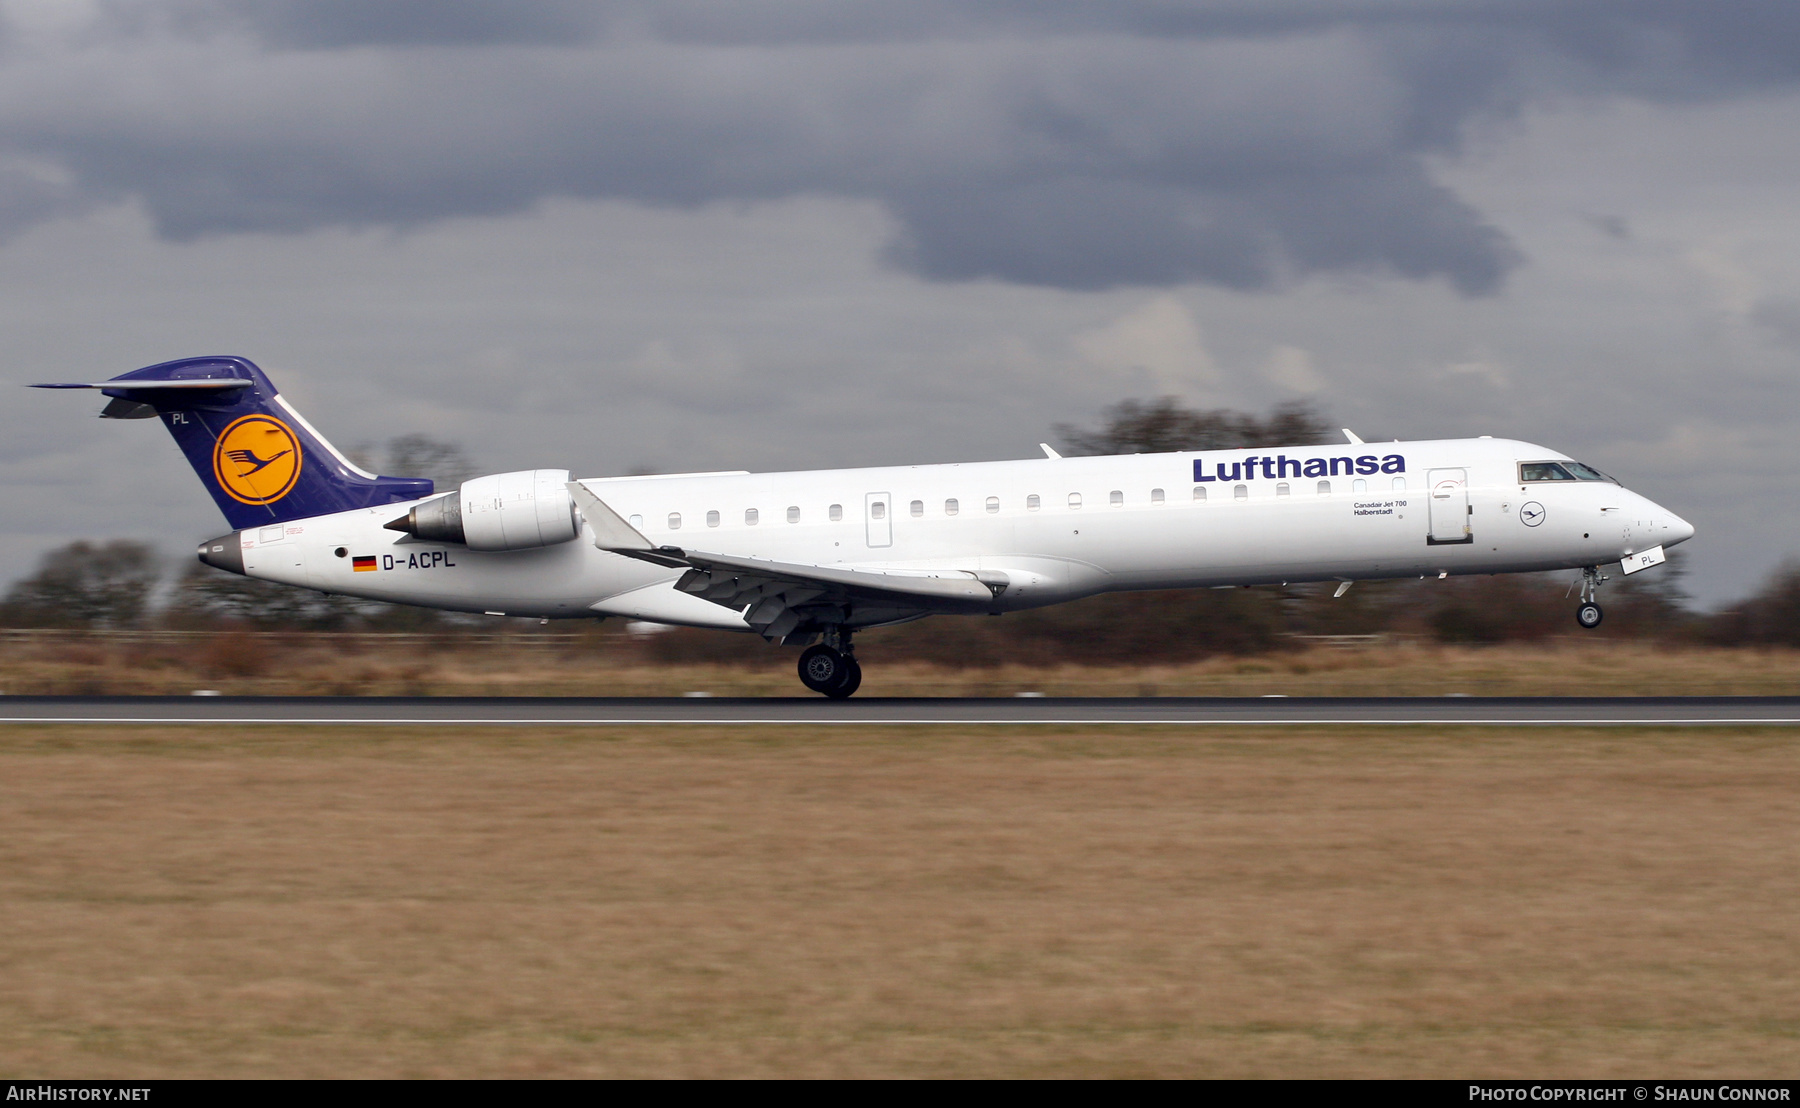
xmin=36 ymin=357 xmax=1695 ymax=697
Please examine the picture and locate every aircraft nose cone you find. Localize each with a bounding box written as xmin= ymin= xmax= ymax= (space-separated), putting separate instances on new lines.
xmin=1665 ymin=511 xmax=1695 ymax=546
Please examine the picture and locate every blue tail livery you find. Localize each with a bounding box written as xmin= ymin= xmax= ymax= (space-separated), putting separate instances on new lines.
xmin=32 ymin=356 xmax=433 ymax=529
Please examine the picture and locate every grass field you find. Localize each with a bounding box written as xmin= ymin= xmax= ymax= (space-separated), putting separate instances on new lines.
xmin=3 ymin=723 xmax=1798 ymax=1077
xmin=3 ymin=635 xmax=1799 ymax=697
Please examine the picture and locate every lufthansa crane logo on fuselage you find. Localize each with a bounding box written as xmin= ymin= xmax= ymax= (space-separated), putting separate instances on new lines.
xmin=212 ymin=414 xmax=302 ymax=505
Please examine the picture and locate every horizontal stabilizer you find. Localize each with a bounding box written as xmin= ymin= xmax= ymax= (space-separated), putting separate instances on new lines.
xmin=31 ymin=379 xmax=251 ymax=390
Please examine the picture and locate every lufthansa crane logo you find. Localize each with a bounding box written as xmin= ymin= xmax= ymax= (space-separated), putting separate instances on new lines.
xmin=212 ymin=414 xmax=302 ymax=505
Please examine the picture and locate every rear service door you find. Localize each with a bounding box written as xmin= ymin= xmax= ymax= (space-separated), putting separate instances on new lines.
xmin=865 ymin=492 xmax=892 ymax=548
xmin=1427 ymin=468 xmax=1473 ymax=545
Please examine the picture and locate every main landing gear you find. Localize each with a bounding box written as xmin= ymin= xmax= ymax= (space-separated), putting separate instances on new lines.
xmin=798 ymin=628 xmax=861 ymax=698
xmin=1574 ymin=565 xmax=1607 ymax=630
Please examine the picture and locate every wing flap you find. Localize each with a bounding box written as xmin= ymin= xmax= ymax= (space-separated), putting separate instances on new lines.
xmin=675 ymin=550 xmax=1001 ymax=605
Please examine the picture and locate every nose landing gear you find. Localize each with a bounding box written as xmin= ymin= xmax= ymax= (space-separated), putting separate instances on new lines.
xmin=1574 ymin=565 xmax=1607 ymax=629
xmin=798 ymin=628 xmax=862 ymax=698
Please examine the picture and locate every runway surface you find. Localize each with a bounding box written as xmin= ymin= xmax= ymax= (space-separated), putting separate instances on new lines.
xmin=2 ymin=695 xmax=1799 ymax=725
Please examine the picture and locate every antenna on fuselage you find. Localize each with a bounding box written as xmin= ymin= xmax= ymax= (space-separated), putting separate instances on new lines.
xmin=1341 ymin=429 xmax=1364 ymax=444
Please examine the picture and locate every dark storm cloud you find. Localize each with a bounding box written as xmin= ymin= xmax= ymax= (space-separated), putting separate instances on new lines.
xmin=101 ymin=0 xmax=608 ymax=47
xmin=140 ymin=0 xmax=1800 ymax=65
xmin=13 ymin=1 xmax=1800 ymax=292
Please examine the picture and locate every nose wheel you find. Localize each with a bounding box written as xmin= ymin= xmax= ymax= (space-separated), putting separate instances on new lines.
xmin=798 ymin=639 xmax=862 ymax=698
xmin=1573 ymin=565 xmax=1607 ymax=630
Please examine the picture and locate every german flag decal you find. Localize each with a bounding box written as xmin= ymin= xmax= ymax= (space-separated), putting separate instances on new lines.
xmin=352 ymin=555 xmax=377 ymax=572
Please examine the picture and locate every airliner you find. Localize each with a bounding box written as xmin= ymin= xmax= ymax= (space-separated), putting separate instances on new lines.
xmin=36 ymin=356 xmax=1694 ymax=697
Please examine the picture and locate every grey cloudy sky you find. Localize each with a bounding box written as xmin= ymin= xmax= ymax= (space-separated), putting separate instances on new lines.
xmin=1 ymin=0 xmax=1797 ymax=604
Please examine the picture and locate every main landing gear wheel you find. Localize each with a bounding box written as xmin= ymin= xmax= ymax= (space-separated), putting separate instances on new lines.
xmin=799 ymin=644 xmax=860 ymax=698
xmin=1576 ymin=602 xmax=1604 ymax=629
xmin=835 ymin=657 xmax=863 ymax=698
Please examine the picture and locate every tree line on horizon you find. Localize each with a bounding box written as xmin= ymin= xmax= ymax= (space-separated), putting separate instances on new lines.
xmin=4 ymin=404 xmax=1795 ymax=658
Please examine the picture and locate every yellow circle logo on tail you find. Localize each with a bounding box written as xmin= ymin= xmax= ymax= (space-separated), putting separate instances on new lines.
xmin=212 ymin=415 xmax=302 ymax=505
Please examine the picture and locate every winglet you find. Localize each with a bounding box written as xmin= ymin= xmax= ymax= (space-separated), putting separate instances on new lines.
xmin=1342 ymin=428 xmax=1364 ymax=445
xmin=567 ymin=481 xmax=655 ymax=552
xmin=1039 ymin=443 xmax=1062 ymax=459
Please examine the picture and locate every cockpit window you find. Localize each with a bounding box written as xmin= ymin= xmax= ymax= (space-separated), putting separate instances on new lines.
xmin=1520 ymin=462 xmax=1576 ymax=482
xmin=1562 ymin=461 xmax=1611 ymax=481
xmin=1521 ymin=461 xmax=1613 ymax=483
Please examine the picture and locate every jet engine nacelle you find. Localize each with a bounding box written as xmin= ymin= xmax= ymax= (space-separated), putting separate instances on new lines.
xmin=386 ymin=468 xmax=581 ymax=551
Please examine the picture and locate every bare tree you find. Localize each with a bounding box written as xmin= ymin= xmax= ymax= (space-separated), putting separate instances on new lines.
xmin=169 ymin=561 xmax=364 ymax=630
xmin=0 ymin=540 xmax=160 ymax=627
xmin=1055 ymin=397 xmax=1335 ymax=456
xmin=347 ymin=434 xmax=479 ymax=493
xmin=1714 ymin=561 xmax=1800 ymax=647
xmin=382 ymin=434 xmax=478 ymax=492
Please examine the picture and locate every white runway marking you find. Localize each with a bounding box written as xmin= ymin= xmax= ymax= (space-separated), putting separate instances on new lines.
xmin=3 ymin=718 xmax=1798 ymax=726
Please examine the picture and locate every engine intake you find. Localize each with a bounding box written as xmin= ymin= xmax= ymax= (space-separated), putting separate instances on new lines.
xmin=385 ymin=468 xmax=581 ymax=551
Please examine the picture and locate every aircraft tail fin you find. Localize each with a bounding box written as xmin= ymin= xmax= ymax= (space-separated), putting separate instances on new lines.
xmin=32 ymin=356 xmax=433 ymax=528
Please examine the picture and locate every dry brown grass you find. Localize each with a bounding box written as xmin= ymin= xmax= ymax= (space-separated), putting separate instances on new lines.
xmin=2 ymin=635 xmax=1799 ymax=697
xmin=2 ymin=724 xmax=1798 ymax=1077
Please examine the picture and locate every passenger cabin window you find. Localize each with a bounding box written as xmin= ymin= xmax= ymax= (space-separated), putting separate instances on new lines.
xmin=1391 ymin=476 xmax=1407 ymax=490
xmin=1151 ymin=488 xmax=1164 ymax=504
xmin=1109 ymin=490 xmax=1123 ymax=506
xmin=1026 ymin=494 xmax=1041 ymax=511
xmin=706 ymin=510 xmax=720 ymax=528
xmin=910 ymin=500 xmax=924 ymax=517
xmin=1317 ymin=480 xmax=1331 ymax=496
xmin=985 ymin=496 xmax=1000 ymax=514
xmin=871 ymin=501 xmax=886 ymax=520
xmin=829 ymin=503 xmax=843 ymax=522
xmin=668 ymin=512 xmax=682 ymax=530
xmin=944 ymin=498 xmax=959 ymax=516
xmin=629 ymin=514 xmax=644 ymax=528
xmin=1068 ymin=492 xmax=1082 ymax=509
xmin=1353 ymin=478 xmax=1367 ymax=492
xmin=1233 ymin=484 xmax=1248 ymax=500
xmin=744 ymin=508 xmax=758 ymax=526
xmin=1276 ymin=482 xmax=1290 ymax=497
xmin=1193 ymin=487 xmax=1207 ymax=502
xmin=786 ymin=505 xmax=800 ymax=523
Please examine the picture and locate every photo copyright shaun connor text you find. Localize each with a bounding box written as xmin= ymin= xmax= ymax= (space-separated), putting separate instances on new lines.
xmin=1472 ymin=1088 xmax=1791 ymax=1103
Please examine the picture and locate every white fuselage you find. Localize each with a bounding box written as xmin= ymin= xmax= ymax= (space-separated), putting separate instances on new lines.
xmin=236 ymin=437 xmax=1694 ymax=628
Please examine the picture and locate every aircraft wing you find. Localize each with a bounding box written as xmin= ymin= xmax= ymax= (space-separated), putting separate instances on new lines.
xmin=568 ymin=481 xmax=1005 ymax=639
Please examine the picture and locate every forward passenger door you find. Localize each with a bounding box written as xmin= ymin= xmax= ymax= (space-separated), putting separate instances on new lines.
xmin=1427 ymin=468 xmax=1473 ymax=545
